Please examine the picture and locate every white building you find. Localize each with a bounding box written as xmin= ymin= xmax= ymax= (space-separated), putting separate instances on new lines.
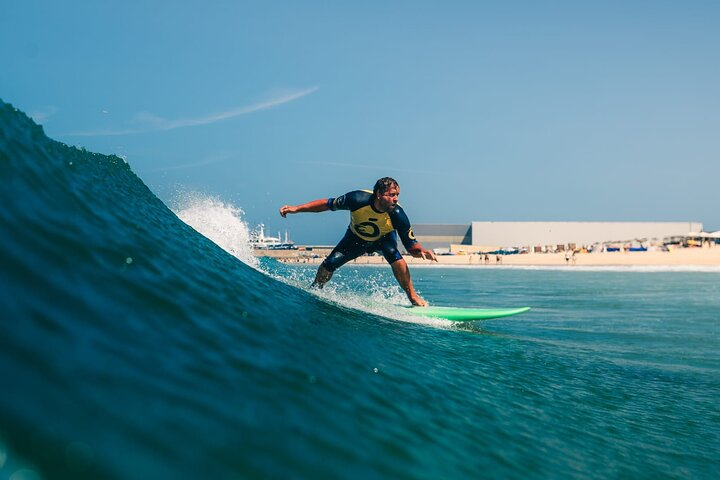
xmin=413 ymin=221 xmax=703 ymax=250
xmin=471 ymin=221 xmax=702 ymax=248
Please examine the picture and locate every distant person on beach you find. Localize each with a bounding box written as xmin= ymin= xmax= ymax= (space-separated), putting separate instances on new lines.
xmin=279 ymin=177 xmax=437 ymax=306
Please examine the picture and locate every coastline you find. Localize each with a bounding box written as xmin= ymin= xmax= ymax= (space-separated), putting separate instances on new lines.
xmin=260 ymin=246 xmax=720 ymax=267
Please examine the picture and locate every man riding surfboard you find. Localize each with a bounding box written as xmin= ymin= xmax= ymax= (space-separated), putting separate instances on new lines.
xmin=279 ymin=177 xmax=437 ymax=306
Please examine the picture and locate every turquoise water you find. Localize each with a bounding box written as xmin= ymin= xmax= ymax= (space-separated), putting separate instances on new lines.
xmin=1 ymin=99 xmax=719 ymax=479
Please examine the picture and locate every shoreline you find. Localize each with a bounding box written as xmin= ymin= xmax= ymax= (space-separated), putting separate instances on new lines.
xmin=260 ymin=246 xmax=720 ymax=267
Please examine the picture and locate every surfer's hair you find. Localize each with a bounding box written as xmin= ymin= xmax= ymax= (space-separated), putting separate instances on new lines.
xmin=373 ymin=177 xmax=399 ymax=198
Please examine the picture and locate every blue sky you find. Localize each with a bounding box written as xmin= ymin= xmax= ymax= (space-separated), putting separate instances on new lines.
xmin=3 ymin=0 xmax=719 ymax=243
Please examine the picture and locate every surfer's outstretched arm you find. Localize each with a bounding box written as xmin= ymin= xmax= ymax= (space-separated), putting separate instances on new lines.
xmin=391 ymin=259 xmax=428 ymax=307
xmin=279 ymin=199 xmax=329 ymax=217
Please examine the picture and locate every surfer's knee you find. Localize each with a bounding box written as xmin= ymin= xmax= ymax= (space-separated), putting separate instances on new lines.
xmin=321 ymin=251 xmax=347 ymax=272
xmin=380 ymin=243 xmax=402 ymax=265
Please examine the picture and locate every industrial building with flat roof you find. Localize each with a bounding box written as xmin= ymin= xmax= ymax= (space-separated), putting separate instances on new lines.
xmin=413 ymin=221 xmax=703 ymax=251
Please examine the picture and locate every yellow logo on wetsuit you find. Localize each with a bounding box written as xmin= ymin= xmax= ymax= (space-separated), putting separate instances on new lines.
xmin=349 ymin=206 xmax=395 ymax=241
xmin=330 ymin=189 xmax=415 ymax=246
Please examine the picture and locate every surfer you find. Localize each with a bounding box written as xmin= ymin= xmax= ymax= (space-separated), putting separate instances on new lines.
xmin=279 ymin=177 xmax=437 ymax=306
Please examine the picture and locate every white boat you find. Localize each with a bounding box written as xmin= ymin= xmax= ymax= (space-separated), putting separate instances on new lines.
xmin=251 ymin=224 xmax=297 ymax=250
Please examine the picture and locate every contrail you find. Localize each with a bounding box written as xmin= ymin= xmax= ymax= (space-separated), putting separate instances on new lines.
xmin=62 ymin=87 xmax=319 ymax=137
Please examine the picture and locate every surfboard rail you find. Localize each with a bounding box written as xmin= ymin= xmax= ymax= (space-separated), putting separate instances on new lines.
xmin=405 ymin=306 xmax=531 ymax=321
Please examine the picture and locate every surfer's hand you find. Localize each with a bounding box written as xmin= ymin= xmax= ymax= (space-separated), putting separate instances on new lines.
xmin=423 ymin=249 xmax=438 ymax=262
xmin=279 ymin=205 xmax=296 ymax=218
xmin=410 ymin=296 xmax=428 ymax=307
xmin=410 ymin=246 xmax=437 ymax=262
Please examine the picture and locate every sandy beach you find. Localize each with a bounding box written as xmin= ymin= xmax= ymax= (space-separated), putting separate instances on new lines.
xmin=263 ymin=246 xmax=720 ymax=267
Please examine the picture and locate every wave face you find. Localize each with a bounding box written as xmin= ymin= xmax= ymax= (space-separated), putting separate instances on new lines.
xmin=1 ymin=100 xmax=719 ymax=480
xmin=0 ymin=100 xmax=365 ymax=478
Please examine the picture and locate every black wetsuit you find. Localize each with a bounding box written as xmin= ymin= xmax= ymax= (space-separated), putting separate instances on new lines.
xmin=322 ymin=190 xmax=418 ymax=272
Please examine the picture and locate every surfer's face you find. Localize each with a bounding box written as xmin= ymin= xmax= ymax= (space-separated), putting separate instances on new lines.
xmin=376 ymin=185 xmax=399 ymax=212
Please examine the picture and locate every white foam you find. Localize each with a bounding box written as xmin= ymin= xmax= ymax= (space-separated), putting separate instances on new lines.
xmin=310 ymin=285 xmax=455 ymax=328
xmin=270 ymin=268 xmax=456 ymax=328
xmin=173 ymin=192 xmax=259 ymax=268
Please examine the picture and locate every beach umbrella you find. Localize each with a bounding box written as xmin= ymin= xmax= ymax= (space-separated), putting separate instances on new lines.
xmin=710 ymin=231 xmax=720 ymax=239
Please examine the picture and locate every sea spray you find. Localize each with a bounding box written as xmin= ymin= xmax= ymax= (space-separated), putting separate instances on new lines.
xmin=262 ymin=260 xmax=455 ymax=328
xmin=174 ymin=193 xmax=259 ymax=268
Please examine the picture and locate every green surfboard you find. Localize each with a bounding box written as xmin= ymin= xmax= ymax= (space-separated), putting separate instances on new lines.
xmin=404 ymin=306 xmax=530 ymax=321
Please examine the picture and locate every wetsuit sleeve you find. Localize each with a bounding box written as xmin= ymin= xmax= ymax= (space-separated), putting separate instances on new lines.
xmin=392 ymin=206 xmax=419 ymax=251
xmin=327 ymin=191 xmax=369 ymax=211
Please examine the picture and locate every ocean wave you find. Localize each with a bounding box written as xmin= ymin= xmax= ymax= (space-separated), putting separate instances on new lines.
xmin=2 ymin=99 xmax=718 ymax=480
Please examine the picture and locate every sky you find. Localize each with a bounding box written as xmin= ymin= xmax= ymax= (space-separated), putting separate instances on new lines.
xmin=2 ymin=0 xmax=719 ymax=243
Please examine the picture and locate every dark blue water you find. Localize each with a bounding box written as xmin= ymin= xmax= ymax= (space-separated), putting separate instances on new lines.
xmin=1 ymin=99 xmax=719 ymax=479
